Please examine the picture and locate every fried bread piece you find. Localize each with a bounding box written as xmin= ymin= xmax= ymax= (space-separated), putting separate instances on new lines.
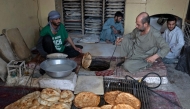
xmin=100 ymin=105 xmax=113 ymax=109
xmin=115 ymin=92 xmax=141 ymax=109
xmin=104 ymin=90 xmax=121 ymax=105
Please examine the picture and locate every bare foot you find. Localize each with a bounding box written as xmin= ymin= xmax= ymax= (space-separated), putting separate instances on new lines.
xmin=105 ymin=40 xmax=112 ymax=44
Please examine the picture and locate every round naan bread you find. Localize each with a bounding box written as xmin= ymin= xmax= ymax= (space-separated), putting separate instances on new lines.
xmin=50 ymin=102 xmax=71 ymax=109
xmin=40 ymin=88 xmax=60 ymax=102
xmin=38 ymin=97 xmax=57 ymax=106
xmin=74 ymin=91 xmax=100 ymax=108
xmin=59 ymin=90 xmax=74 ymax=102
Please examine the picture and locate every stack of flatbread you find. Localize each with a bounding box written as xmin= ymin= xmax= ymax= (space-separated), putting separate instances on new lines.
xmin=5 ymin=88 xmax=75 ymax=109
xmin=4 ymin=91 xmax=42 ymax=109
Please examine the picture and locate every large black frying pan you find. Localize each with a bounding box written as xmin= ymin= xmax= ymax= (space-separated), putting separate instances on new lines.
xmin=88 ymin=45 xmax=117 ymax=71
xmin=88 ymin=59 xmax=110 ymax=71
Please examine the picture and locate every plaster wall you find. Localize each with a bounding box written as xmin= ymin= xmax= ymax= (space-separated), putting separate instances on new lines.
xmin=44 ymin=0 xmax=189 ymax=34
xmin=0 ymin=0 xmax=187 ymax=49
xmin=0 ymin=0 xmax=55 ymax=49
xmin=124 ymin=0 xmax=189 ymax=34
xmin=0 ymin=0 xmax=40 ymax=49
xmin=38 ymin=0 xmax=55 ymax=27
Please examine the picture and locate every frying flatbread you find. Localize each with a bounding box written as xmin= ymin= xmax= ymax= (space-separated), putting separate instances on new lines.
xmin=100 ymin=105 xmax=113 ymax=109
xmin=112 ymin=104 xmax=134 ymax=109
xmin=82 ymin=52 xmax=92 ymax=69
xmin=115 ymin=92 xmax=141 ymax=109
xmin=59 ymin=90 xmax=74 ymax=102
xmin=104 ymin=90 xmax=121 ymax=105
xmin=74 ymin=91 xmax=100 ymax=108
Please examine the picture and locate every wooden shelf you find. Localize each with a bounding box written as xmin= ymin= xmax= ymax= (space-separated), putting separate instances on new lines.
xmin=56 ymin=0 xmax=125 ymax=35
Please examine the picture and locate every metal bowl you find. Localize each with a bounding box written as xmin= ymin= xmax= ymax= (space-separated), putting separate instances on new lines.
xmin=40 ymin=58 xmax=77 ymax=78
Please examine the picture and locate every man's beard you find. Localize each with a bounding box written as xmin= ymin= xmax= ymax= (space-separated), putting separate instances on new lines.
xmin=116 ymin=19 xmax=120 ymax=23
xmin=138 ymin=27 xmax=145 ymax=32
xmin=169 ymin=26 xmax=176 ymax=31
xmin=139 ymin=29 xmax=145 ymax=32
xmin=52 ymin=22 xmax=60 ymax=26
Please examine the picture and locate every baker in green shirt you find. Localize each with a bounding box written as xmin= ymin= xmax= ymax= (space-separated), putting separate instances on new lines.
xmin=116 ymin=12 xmax=170 ymax=73
xmin=37 ymin=10 xmax=82 ymax=58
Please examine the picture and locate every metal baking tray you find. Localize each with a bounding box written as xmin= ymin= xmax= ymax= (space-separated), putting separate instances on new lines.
xmin=71 ymin=78 xmax=150 ymax=109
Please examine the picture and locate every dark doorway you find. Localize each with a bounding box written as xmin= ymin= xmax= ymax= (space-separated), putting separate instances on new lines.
xmin=150 ymin=14 xmax=182 ymax=33
xmin=186 ymin=1 xmax=190 ymax=21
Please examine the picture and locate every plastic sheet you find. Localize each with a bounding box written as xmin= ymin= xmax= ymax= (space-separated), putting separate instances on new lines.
xmin=150 ymin=90 xmax=182 ymax=109
xmin=175 ymin=46 xmax=190 ymax=75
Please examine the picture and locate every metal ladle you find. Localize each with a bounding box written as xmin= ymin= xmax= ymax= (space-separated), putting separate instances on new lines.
xmin=109 ymin=45 xmax=117 ymax=65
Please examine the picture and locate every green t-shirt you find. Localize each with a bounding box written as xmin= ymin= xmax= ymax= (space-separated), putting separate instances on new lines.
xmin=40 ymin=23 xmax=68 ymax=52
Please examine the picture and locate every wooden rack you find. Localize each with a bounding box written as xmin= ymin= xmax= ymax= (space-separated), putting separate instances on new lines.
xmin=56 ymin=0 xmax=125 ymax=35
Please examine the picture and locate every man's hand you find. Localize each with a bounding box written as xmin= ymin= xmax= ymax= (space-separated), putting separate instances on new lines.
xmin=170 ymin=48 xmax=173 ymax=53
xmin=74 ymin=47 xmax=82 ymax=53
xmin=146 ymin=54 xmax=159 ymax=63
xmin=115 ymin=37 xmax=123 ymax=45
xmin=67 ymin=37 xmax=82 ymax=53
xmin=111 ymin=26 xmax=118 ymax=34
